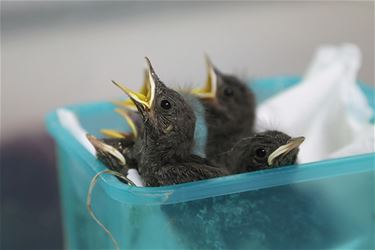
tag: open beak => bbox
[86,134,126,166]
[112,57,156,111]
[100,109,139,139]
[114,69,150,111]
[191,55,218,100]
[267,137,305,166]
[100,129,129,139]
[115,108,138,138]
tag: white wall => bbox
[1,1,374,140]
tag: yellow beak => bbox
[191,55,218,99]
[115,69,150,111]
[86,134,126,165]
[112,58,156,110]
[100,129,129,139]
[267,137,305,166]
[115,108,138,138]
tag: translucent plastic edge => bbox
[45,77,375,205]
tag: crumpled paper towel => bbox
[256,44,374,163]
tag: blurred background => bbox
[1,1,374,249]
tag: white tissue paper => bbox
[57,108,145,187]
[57,108,96,156]
[256,44,374,163]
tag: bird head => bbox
[234,130,305,172]
[112,58,196,158]
[192,56,256,133]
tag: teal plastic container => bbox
[46,77,375,249]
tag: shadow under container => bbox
[46,77,375,249]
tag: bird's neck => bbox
[206,126,252,159]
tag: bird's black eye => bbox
[255,148,267,158]
[224,87,234,97]
[160,99,171,109]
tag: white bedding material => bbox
[256,44,374,163]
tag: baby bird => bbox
[112,57,227,187]
[86,134,130,174]
[220,130,305,174]
[192,56,256,166]
[163,131,307,250]
[87,107,142,173]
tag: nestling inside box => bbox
[56,45,374,189]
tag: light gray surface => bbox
[1,1,374,140]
